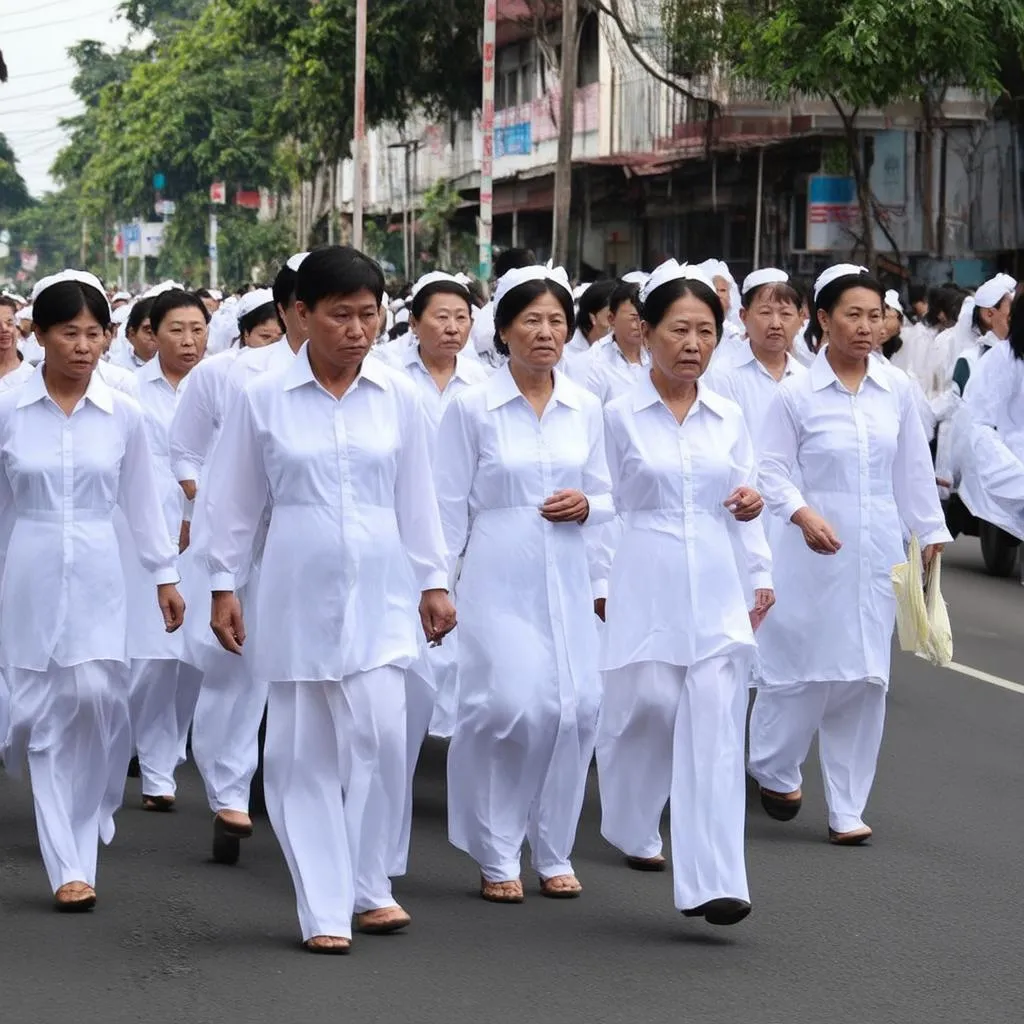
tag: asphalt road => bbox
[2,535,1024,1024]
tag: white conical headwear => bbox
[974,273,1016,309]
[638,259,716,305]
[813,264,869,302]
[492,265,573,312]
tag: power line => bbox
[0,101,82,117]
[0,83,73,103]
[4,0,90,18]
[2,64,74,80]
[4,6,120,36]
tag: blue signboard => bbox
[495,123,532,158]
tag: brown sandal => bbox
[625,854,666,872]
[539,874,582,899]
[142,794,176,813]
[54,881,96,913]
[355,906,411,934]
[304,935,351,955]
[759,786,802,821]
[480,877,524,903]
[828,826,872,846]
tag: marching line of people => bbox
[0,245,975,955]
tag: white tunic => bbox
[582,340,651,405]
[433,366,614,707]
[18,334,44,366]
[0,361,36,394]
[225,339,298,399]
[600,375,771,671]
[0,368,178,671]
[395,344,489,437]
[703,341,806,441]
[125,356,190,660]
[755,349,950,688]
[204,344,449,684]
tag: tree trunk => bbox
[834,101,876,270]
[936,128,949,258]
[920,92,936,254]
[552,0,578,266]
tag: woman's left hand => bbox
[158,583,186,633]
[420,588,457,645]
[540,489,590,523]
[724,486,764,522]
[749,588,775,631]
[923,543,945,569]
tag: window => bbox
[495,41,537,111]
[578,12,600,86]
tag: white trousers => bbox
[447,666,598,884]
[264,668,406,942]
[191,650,268,814]
[748,679,886,834]
[6,660,131,891]
[391,668,435,878]
[128,658,202,798]
[597,658,750,910]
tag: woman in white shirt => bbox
[434,265,614,904]
[125,290,208,813]
[0,296,33,392]
[749,265,951,844]
[204,245,455,955]
[595,261,770,926]
[1,271,183,911]
[388,271,488,877]
[172,286,282,865]
[581,281,651,402]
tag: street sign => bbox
[155,199,177,217]
[210,182,226,204]
[153,172,166,190]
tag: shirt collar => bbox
[283,341,390,394]
[403,343,479,385]
[735,340,799,378]
[484,362,581,412]
[810,345,891,393]
[630,370,728,418]
[608,340,651,367]
[17,364,114,414]
[138,353,178,390]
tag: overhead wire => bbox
[4,6,120,35]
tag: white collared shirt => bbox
[225,338,300,399]
[396,344,489,437]
[582,339,651,405]
[204,342,449,683]
[0,366,178,670]
[0,361,35,394]
[703,340,806,446]
[755,347,950,687]
[599,374,771,670]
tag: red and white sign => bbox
[209,182,226,204]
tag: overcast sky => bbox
[2,2,137,197]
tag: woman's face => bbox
[298,288,379,374]
[984,295,1011,340]
[740,288,801,356]
[883,306,902,340]
[713,275,732,315]
[242,316,282,349]
[128,318,158,362]
[0,305,17,355]
[38,309,106,383]
[412,291,472,363]
[155,304,208,376]
[818,286,882,361]
[502,291,569,371]
[644,293,718,383]
[611,299,643,349]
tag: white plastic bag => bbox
[891,536,954,667]
[891,535,928,654]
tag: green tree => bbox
[0,133,33,214]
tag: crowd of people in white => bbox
[1,241,1019,955]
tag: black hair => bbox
[238,301,280,340]
[465,278,487,308]
[908,282,928,306]
[0,295,17,312]
[272,263,299,318]
[410,280,471,320]
[608,281,640,315]
[32,280,111,333]
[576,280,616,335]
[295,245,384,309]
[924,284,966,328]
[809,273,884,343]
[149,289,211,334]
[126,296,156,334]
[1009,290,1024,361]
[639,278,724,340]
[493,279,575,357]
[493,247,537,280]
[195,288,214,300]
[741,280,802,310]
[388,321,410,341]
[882,335,903,360]
[973,291,1010,334]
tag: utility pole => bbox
[479,0,496,284]
[352,0,367,251]
[209,211,219,289]
[552,0,578,266]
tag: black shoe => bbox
[759,786,802,822]
[682,898,751,926]
[625,855,667,872]
[211,814,253,865]
[127,756,140,779]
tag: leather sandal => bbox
[828,826,873,846]
[759,786,802,821]
[304,935,351,955]
[625,854,666,872]
[480,877,524,903]
[539,874,582,899]
[54,882,96,913]
[355,905,411,934]
[212,812,253,865]
[142,794,176,813]
[682,897,751,926]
